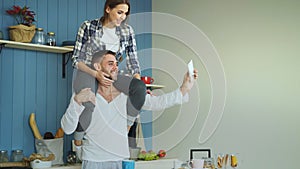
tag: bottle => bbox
[47,32,56,46]
[33,28,45,44]
[11,149,24,162]
[0,150,9,162]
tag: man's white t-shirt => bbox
[61,89,188,162]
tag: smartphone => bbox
[188,60,194,78]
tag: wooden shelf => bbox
[0,39,73,53]
[0,40,73,78]
[0,161,29,168]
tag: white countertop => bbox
[50,164,81,169]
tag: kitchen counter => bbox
[136,158,182,169]
[50,164,81,169]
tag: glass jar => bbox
[33,28,45,44]
[47,32,56,46]
[11,149,24,162]
[0,150,9,163]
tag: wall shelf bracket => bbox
[62,52,72,78]
[0,43,6,54]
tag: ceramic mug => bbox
[188,159,204,168]
[141,76,154,84]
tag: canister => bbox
[47,32,56,46]
[0,150,9,162]
[11,149,24,162]
[33,28,45,44]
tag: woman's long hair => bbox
[100,0,130,24]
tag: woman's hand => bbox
[77,61,113,87]
[95,70,114,87]
[133,73,141,80]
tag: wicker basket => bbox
[9,24,36,43]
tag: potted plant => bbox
[6,5,36,42]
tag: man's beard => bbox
[102,70,118,81]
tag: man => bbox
[61,50,198,169]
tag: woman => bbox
[72,0,145,147]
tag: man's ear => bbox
[94,63,101,71]
[105,6,111,14]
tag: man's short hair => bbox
[91,50,116,68]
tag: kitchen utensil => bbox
[230,153,240,168]
[215,153,241,169]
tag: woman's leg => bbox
[73,70,96,145]
[113,75,146,117]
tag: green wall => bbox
[151,0,300,168]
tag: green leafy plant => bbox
[6,5,35,26]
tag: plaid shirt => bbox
[72,19,140,75]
